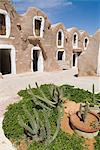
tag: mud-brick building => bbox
[0,0,99,76]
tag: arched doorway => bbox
[56,29,64,48]
[72,32,78,49]
[31,46,44,72]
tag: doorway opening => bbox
[72,53,78,68]
[33,16,44,38]
[58,31,62,46]
[57,29,64,48]
[33,50,39,71]
[84,37,89,50]
[0,49,11,75]
[72,32,78,48]
[57,51,64,60]
[72,52,81,68]
[35,19,41,36]
[0,14,6,35]
[73,34,77,45]
[31,47,44,72]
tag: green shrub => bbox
[3,100,34,140]
[28,132,85,150]
[61,85,93,103]
[94,132,100,150]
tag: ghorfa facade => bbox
[0,0,99,76]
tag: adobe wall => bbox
[78,30,100,76]
[51,23,72,69]
[67,27,81,48]
[0,1,59,73]
[79,31,90,51]
[67,27,83,68]
[17,7,59,72]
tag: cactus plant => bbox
[92,84,100,105]
[77,84,100,123]
[18,106,44,142]
[46,105,62,145]
[18,83,65,146]
[92,84,95,103]
[78,102,89,122]
[18,105,61,146]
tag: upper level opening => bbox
[72,32,78,48]
[57,29,64,48]
[33,16,45,38]
[83,37,89,50]
[0,9,10,38]
[0,14,6,35]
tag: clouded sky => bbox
[12,0,100,35]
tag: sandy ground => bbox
[0,69,100,150]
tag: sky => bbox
[12,0,100,35]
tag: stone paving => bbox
[0,69,100,150]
